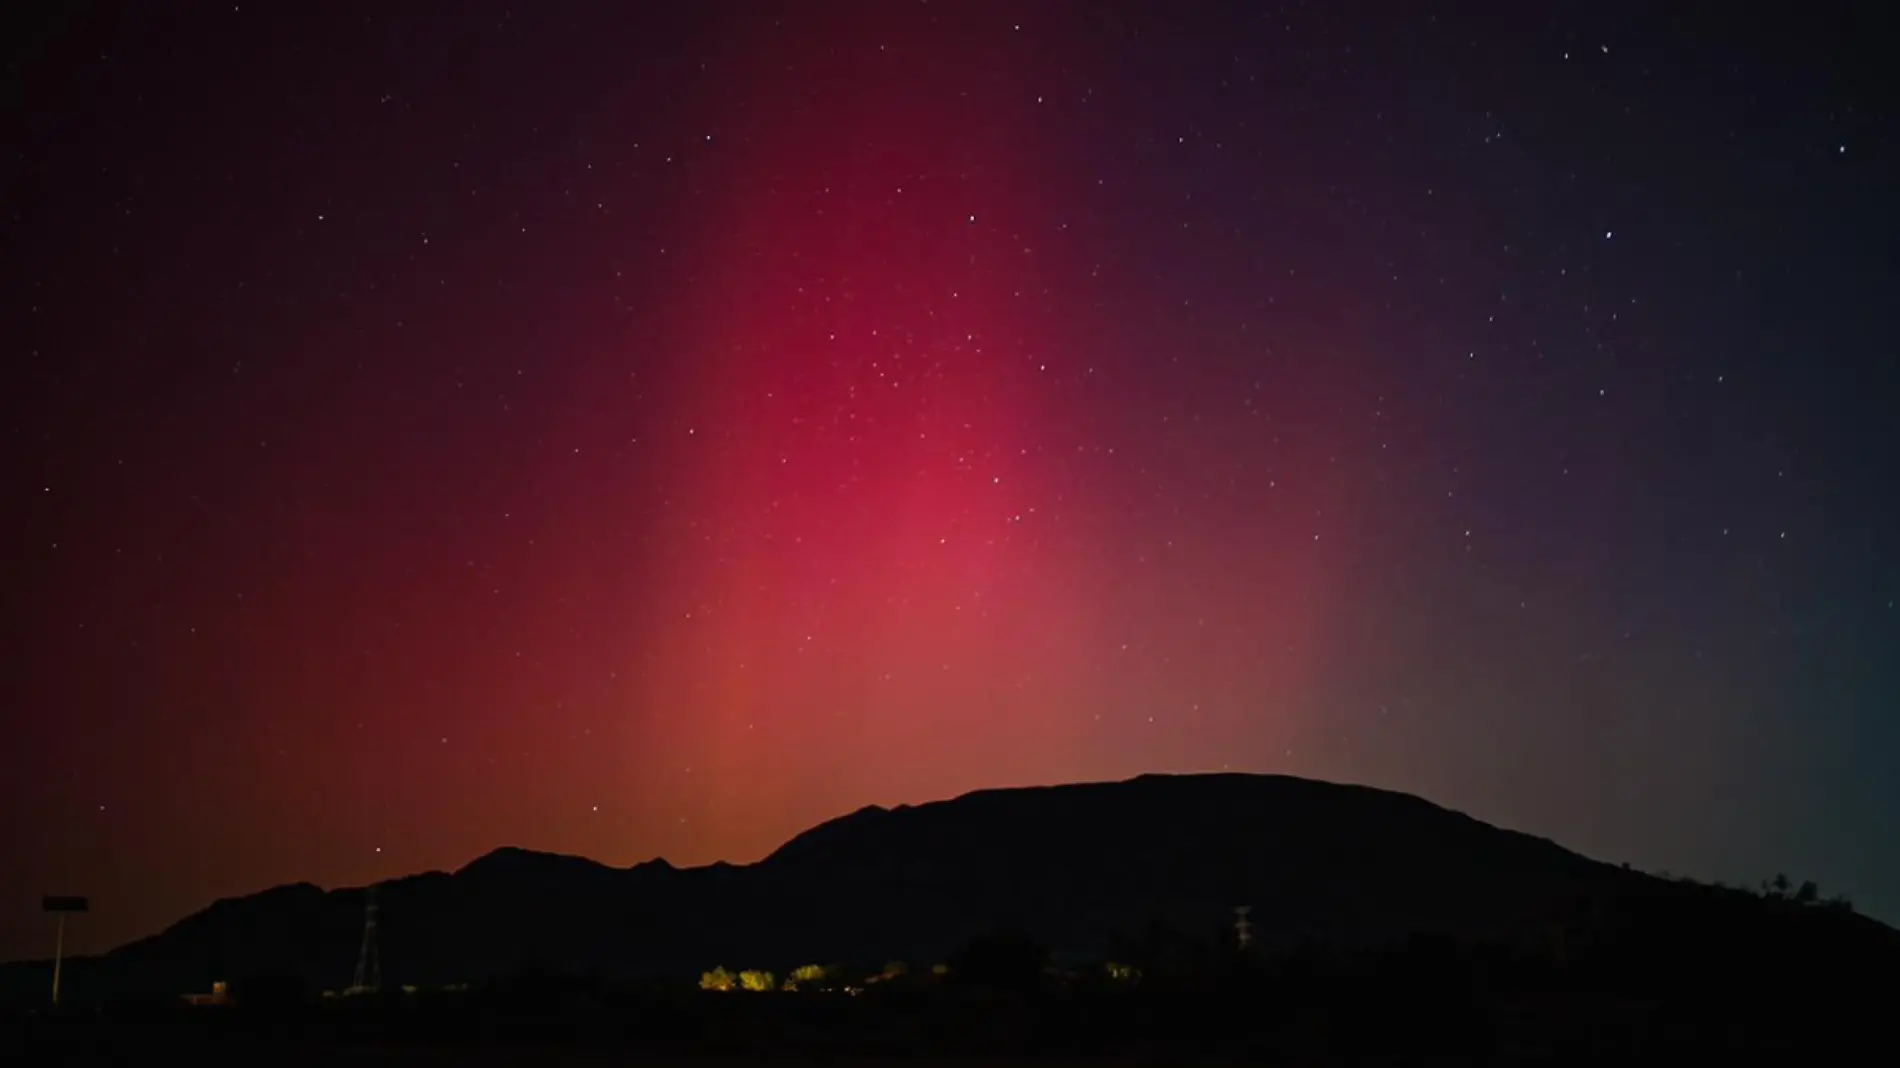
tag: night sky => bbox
[5,1,1896,962]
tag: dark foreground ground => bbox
[2,979,1887,1066]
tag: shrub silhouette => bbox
[945,928,1049,993]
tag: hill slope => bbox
[1,773,1886,1000]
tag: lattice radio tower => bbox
[350,885,381,994]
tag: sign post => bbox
[42,896,89,1007]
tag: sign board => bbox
[42,896,89,913]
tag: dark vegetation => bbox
[3,774,1894,1063]
[3,906,1890,1066]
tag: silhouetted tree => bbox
[945,928,1049,993]
[229,973,308,1011]
[1110,918,1222,990]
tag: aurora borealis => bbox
[5,2,1896,960]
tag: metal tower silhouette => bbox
[42,896,89,1007]
[350,885,381,994]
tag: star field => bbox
[3,1,1897,960]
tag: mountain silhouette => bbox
[4,773,1891,1001]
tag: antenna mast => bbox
[41,896,89,1008]
[350,885,381,994]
